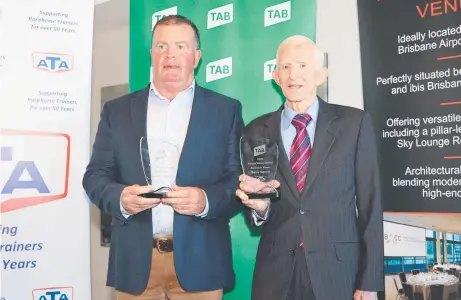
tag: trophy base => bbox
[138,192,167,198]
[246,191,280,201]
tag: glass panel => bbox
[447,242,454,263]
[426,230,436,238]
[426,240,436,264]
[384,257,403,274]
[454,244,461,263]
[440,241,445,263]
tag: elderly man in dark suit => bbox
[236,35,384,300]
[83,15,243,300]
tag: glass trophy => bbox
[239,134,279,200]
[138,136,180,198]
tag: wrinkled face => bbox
[273,43,326,104]
[151,24,201,91]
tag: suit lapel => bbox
[265,107,300,202]
[175,85,207,186]
[129,85,150,184]
[300,99,339,199]
[130,85,150,143]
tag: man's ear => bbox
[314,67,328,87]
[272,69,281,86]
[194,49,202,68]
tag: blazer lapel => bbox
[265,107,300,202]
[130,85,149,183]
[130,85,150,143]
[175,85,207,186]
[300,98,339,199]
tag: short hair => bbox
[276,35,326,68]
[152,15,200,48]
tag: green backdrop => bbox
[129,1,316,298]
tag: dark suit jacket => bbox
[82,84,244,294]
[245,98,384,300]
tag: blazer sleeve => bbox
[82,102,127,222]
[201,101,245,220]
[354,112,385,291]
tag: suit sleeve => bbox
[82,103,127,222]
[201,101,245,220]
[354,112,385,291]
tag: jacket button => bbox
[300,209,306,215]
[289,249,295,256]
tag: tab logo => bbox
[207,4,233,29]
[32,52,73,73]
[32,287,73,300]
[264,59,276,81]
[254,145,266,156]
[206,57,232,83]
[264,1,291,27]
[152,6,177,28]
[1,129,70,213]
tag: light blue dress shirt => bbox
[280,97,319,156]
[252,97,320,224]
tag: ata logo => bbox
[206,57,232,83]
[264,1,291,27]
[32,52,73,73]
[152,6,177,28]
[264,59,276,81]
[0,129,70,213]
[207,4,233,29]
[32,287,73,300]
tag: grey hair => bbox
[276,35,326,68]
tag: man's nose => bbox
[166,48,176,58]
[289,68,300,79]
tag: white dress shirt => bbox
[121,81,208,237]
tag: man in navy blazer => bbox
[83,15,243,300]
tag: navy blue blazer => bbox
[82,84,244,294]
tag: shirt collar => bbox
[149,80,195,101]
[281,97,319,130]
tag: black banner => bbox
[357,0,461,213]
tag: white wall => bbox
[316,0,364,110]
[89,25,128,300]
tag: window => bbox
[440,241,445,263]
[447,242,454,263]
[384,257,427,274]
[426,230,437,265]
[450,233,461,263]
[426,240,436,265]
[384,257,403,274]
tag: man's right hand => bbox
[235,175,280,214]
[121,184,161,215]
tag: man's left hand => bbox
[354,290,378,300]
[163,184,206,215]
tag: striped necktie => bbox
[290,113,312,191]
[290,113,312,249]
